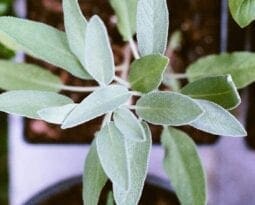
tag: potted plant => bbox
[0,0,255,204]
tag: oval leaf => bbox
[136,91,204,126]
[62,85,131,129]
[137,0,169,56]
[186,52,255,89]
[38,103,77,124]
[109,0,137,41]
[0,91,73,119]
[83,140,108,205]
[85,16,115,85]
[190,100,247,137]
[96,122,129,190]
[113,107,145,141]
[229,0,255,28]
[0,60,62,92]
[181,75,240,110]
[128,54,169,93]
[113,122,152,205]
[161,127,207,205]
[0,17,91,79]
[63,0,87,64]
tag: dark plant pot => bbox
[24,175,180,205]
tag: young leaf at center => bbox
[128,54,169,93]
[137,0,169,56]
[189,99,247,137]
[181,75,240,110]
[135,91,204,126]
[85,15,115,85]
[0,90,73,119]
[96,122,129,191]
[62,85,131,129]
[161,127,207,205]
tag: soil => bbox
[25,179,180,205]
[25,0,224,144]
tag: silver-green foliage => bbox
[161,127,207,205]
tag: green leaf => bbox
[181,75,240,110]
[85,16,115,85]
[106,191,115,205]
[83,140,108,205]
[136,91,204,126]
[37,103,77,124]
[0,90,72,119]
[109,0,137,41]
[113,122,152,205]
[63,0,87,65]
[161,127,207,205]
[190,100,247,137]
[229,0,255,28]
[186,52,255,89]
[0,17,91,79]
[137,0,169,56]
[62,85,131,129]
[128,54,169,93]
[113,108,145,141]
[96,122,129,190]
[0,60,62,92]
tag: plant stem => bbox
[128,38,140,59]
[60,85,100,92]
[130,91,142,96]
[128,105,137,110]
[168,73,188,79]
[114,76,130,88]
[101,112,112,128]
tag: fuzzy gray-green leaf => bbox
[0,17,91,79]
[83,140,108,205]
[62,85,131,129]
[0,91,73,119]
[136,91,204,126]
[0,60,62,92]
[109,0,137,41]
[161,127,207,205]
[190,100,247,137]
[113,122,152,205]
[229,0,255,28]
[85,16,115,85]
[38,103,77,124]
[128,54,169,93]
[181,75,240,110]
[113,108,145,141]
[186,52,255,89]
[137,0,169,56]
[96,122,129,190]
[63,0,87,65]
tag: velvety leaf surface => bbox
[109,0,137,41]
[190,100,247,137]
[137,0,169,56]
[83,140,108,205]
[96,122,129,190]
[38,103,77,124]
[62,85,131,129]
[186,52,255,89]
[0,60,62,92]
[113,107,145,141]
[0,91,72,119]
[128,54,169,93]
[113,122,152,205]
[85,16,115,85]
[181,75,240,109]
[161,127,207,205]
[0,17,91,79]
[229,0,255,28]
[136,91,204,126]
[63,0,87,65]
